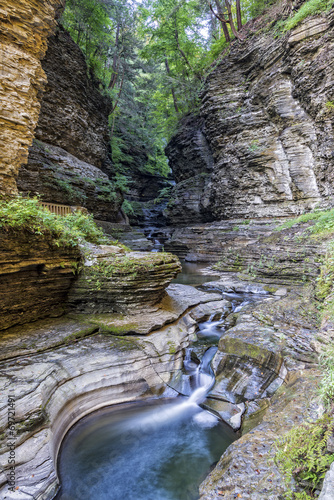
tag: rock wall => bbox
[0,0,63,196]
[0,231,81,331]
[68,245,182,314]
[18,141,123,222]
[32,26,113,173]
[17,26,124,221]
[166,9,334,223]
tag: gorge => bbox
[1,0,334,499]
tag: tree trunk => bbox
[108,22,120,90]
[236,0,242,31]
[209,1,231,43]
[165,58,179,114]
[225,0,243,40]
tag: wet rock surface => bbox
[199,370,322,500]
[0,284,221,500]
[164,218,326,287]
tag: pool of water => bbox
[171,260,219,286]
[55,398,236,500]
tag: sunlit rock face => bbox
[166,11,334,223]
[0,0,63,196]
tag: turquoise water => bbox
[55,398,236,500]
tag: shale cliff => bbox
[166,9,334,224]
[17,26,123,222]
[0,0,63,196]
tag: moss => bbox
[167,340,177,354]
[109,336,139,351]
[263,285,280,293]
[15,410,47,435]
[62,326,98,344]
[99,322,140,335]
[85,252,178,285]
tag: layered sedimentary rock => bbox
[17,26,123,221]
[164,218,326,285]
[166,10,334,223]
[0,231,80,331]
[0,234,182,331]
[200,369,322,500]
[0,284,222,499]
[32,26,113,172]
[199,275,323,499]
[0,0,63,195]
[68,245,182,314]
[18,141,122,222]
[164,115,215,224]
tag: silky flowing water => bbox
[55,338,236,500]
[55,263,264,500]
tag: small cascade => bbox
[187,346,217,405]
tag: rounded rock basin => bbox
[55,398,236,500]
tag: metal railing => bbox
[39,202,87,216]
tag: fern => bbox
[274,415,334,499]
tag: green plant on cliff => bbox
[274,415,334,499]
[319,345,334,407]
[284,0,333,31]
[0,196,108,247]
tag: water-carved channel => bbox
[55,265,266,500]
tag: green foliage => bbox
[122,199,135,215]
[0,196,108,247]
[284,0,333,31]
[274,415,334,499]
[276,208,334,238]
[326,101,334,110]
[61,0,113,83]
[154,185,173,204]
[319,346,334,407]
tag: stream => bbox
[55,263,264,500]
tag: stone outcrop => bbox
[0,231,80,331]
[166,9,334,223]
[17,26,123,221]
[200,369,322,500]
[68,245,182,314]
[198,274,324,499]
[0,0,63,195]
[18,141,123,222]
[164,217,326,286]
[0,284,222,500]
[0,235,182,331]
[31,26,113,173]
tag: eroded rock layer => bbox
[0,0,63,195]
[166,11,334,223]
[68,245,182,314]
[0,284,222,499]
[17,26,123,221]
[18,141,122,222]
[0,231,80,331]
